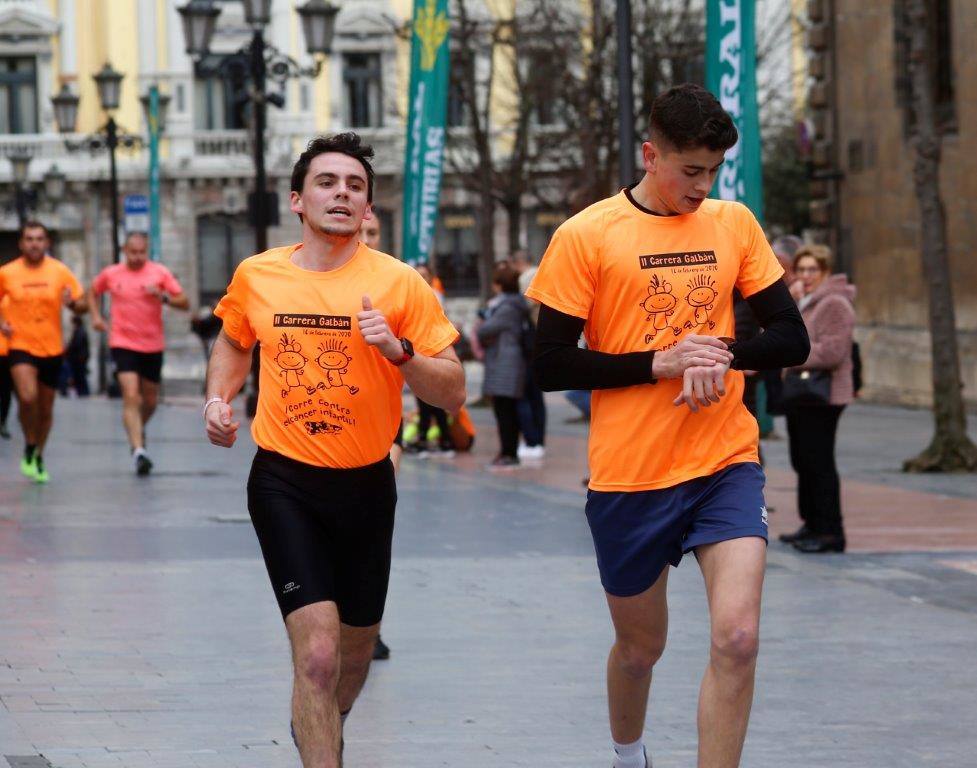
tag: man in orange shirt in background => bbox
[90,232,190,476]
[0,221,87,483]
[203,133,465,768]
[527,85,809,768]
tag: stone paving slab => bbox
[0,397,975,766]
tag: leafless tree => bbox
[902,0,977,472]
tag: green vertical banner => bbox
[148,85,162,261]
[705,0,764,221]
[401,0,450,265]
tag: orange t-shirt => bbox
[215,243,459,469]
[0,297,10,356]
[526,190,784,492]
[0,256,84,357]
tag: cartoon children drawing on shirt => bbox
[315,338,359,395]
[640,274,677,335]
[686,274,718,326]
[275,333,314,398]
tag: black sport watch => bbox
[391,337,415,367]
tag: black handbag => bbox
[781,369,832,407]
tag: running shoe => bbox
[134,450,153,477]
[19,455,36,479]
[33,455,49,484]
[487,455,520,471]
[373,635,391,660]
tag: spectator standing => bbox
[780,245,856,553]
[512,251,546,459]
[477,264,529,470]
[65,315,90,397]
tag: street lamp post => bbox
[51,72,170,390]
[8,147,32,227]
[178,0,339,415]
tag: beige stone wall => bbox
[833,0,977,407]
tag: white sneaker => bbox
[518,444,545,460]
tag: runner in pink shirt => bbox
[90,233,189,475]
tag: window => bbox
[343,53,383,128]
[0,57,38,134]
[197,214,254,307]
[434,211,479,296]
[194,54,250,131]
[523,50,560,126]
[893,0,956,133]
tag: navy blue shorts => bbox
[585,462,768,597]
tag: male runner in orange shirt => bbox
[204,133,464,768]
[0,221,87,482]
[528,85,809,768]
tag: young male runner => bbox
[204,132,464,768]
[89,232,189,475]
[527,84,810,768]
[0,221,87,482]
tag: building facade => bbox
[0,0,550,388]
[806,0,976,407]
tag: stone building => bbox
[805,0,976,406]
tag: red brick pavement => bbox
[447,422,977,554]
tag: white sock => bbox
[133,447,147,459]
[612,739,647,768]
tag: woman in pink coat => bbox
[780,245,856,553]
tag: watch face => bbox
[401,338,415,357]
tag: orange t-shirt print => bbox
[215,242,459,469]
[526,191,784,493]
[0,256,84,357]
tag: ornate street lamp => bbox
[43,164,67,203]
[177,0,221,58]
[242,0,273,27]
[51,84,80,134]
[140,90,171,133]
[7,147,33,226]
[298,0,340,55]
[93,62,124,112]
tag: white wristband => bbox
[203,396,226,419]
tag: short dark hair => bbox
[19,220,50,240]
[492,264,520,294]
[649,84,738,153]
[291,132,375,202]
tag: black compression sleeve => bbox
[532,305,654,392]
[731,281,811,371]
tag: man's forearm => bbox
[206,332,253,402]
[400,355,466,413]
[168,292,191,310]
[70,296,89,315]
[88,288,103,322]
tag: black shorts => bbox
[247,449,397,626]
[110,348,163,384]
[393,419,404,448]
[9,350,63,389]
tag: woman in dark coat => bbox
[477,264,529,469]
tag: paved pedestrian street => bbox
[1,396,975,767]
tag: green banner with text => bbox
[401,0,450,265]
[705,0,764,221]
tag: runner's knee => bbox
[710,621,759,667]
[294,636,341,692]
[614,634,666,678]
